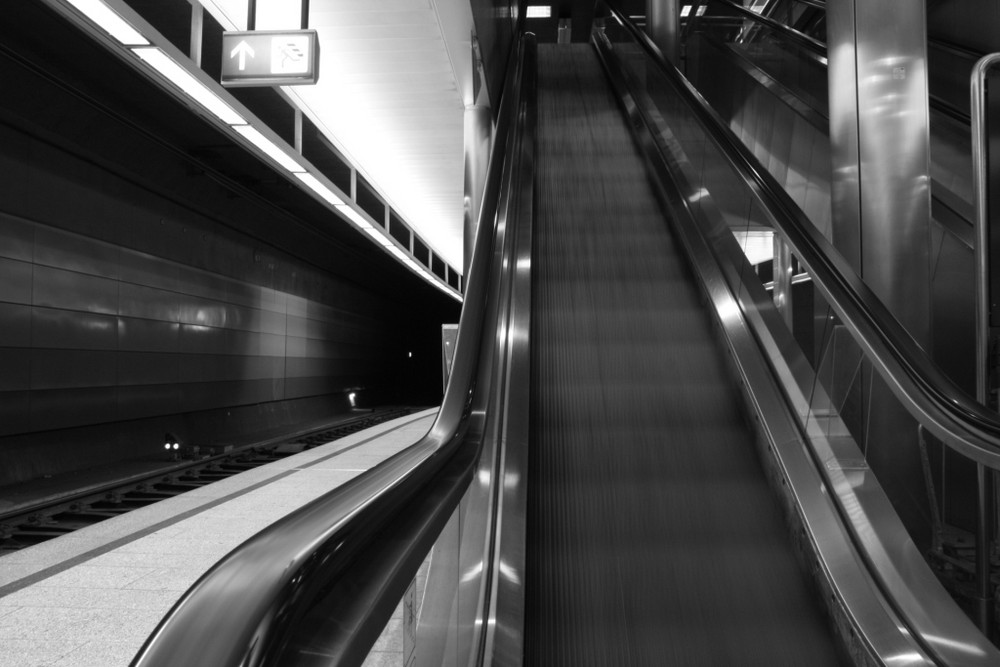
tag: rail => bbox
[129,32,537,667]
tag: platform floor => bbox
[0,409,437,667]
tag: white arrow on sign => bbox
[229,41,255,71]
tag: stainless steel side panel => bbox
[828,0,932,345]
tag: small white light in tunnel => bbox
[526,6,552,18]
[65,0,149,46]
[348,391,357,407]
[408,351,413,358]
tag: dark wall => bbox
[0,3,459,486]
[927,0,1000,116]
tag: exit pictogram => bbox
[221,30,319,87]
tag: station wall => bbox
[0,114,433,486]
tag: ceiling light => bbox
[131,47,246,125]
[526,6,552,18]
[231,125,304,173]
[64,0,149,45]
[294,172,345,207]
[360,224,393,246]
[335,204,374,229]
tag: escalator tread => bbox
[525,44,846,666]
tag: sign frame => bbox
[221,29,320,87]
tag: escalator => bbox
[130,5,1000,667]
[525,44,844,664]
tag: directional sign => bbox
[221,30,319,87]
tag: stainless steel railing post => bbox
[971,52,1000,636]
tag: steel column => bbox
[826,0,931,347]
[646,0,680,64]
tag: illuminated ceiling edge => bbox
[197,0,465,275]
[44,0,462,301]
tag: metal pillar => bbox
[826,0,931,347]
[647,0,680,64]
[189,3,203,66]
[464,104,491,277]
[826,0,945,626]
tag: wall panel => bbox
[0,141,429,485]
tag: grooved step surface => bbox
[525,44,846,666]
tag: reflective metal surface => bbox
[827,0,932,345]
[970,51,1000,633]
[416,36,535,667]
[132,33,537,667]
[594,2,1000,663]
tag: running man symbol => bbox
[271,35,310,74]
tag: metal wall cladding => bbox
[0,210,402,439]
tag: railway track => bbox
[0,408,416,555]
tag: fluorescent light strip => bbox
[294,172,345,207]
[64,0,149,45]
[361,225,394,246]
[132,47,246,125]
[526,6,552,18]
[232,125,304,173]
[335,204,374,230]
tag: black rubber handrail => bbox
[602,0,1000,466]
[130,33,537,667]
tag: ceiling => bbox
[200,0,474,272]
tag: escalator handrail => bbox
[697,0,827,58]
[603,2,1000,467]
[129,32,536,667]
